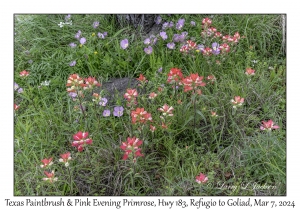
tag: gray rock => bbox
[115,14,159,34]
[96,77,139,105]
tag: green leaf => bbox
[196,110,207,125]
[183,116,194,127]
[112,27,129,38]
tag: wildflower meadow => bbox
[14,14,286,196]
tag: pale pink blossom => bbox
[195,173,208,184]
[260,120,280,131]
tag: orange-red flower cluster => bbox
[66,74,101,92]
[131,108,152,124]
[181,73,206,93]
[120,137,144,162]
[72,131,93,152]
[167,68,184,84]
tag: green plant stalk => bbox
[193,94,197,129]
[139,125,146,166]
[210,119,216,151]
[174,82,177,98]
[128,154,136,190]
[85,147,93,168]
[76,90,86,120]
[132,161,136,189]
[125,109,133,136]
[150,52,154,70]
[267,131,272,158]
[93,103,98,118]
[67,167,73,195]
[92,99,101,126]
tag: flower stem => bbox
[76,90,86,120]
[193,94,196,129]
[132,161,136,189]
[85,147,93,168]
[174,82,177,98]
